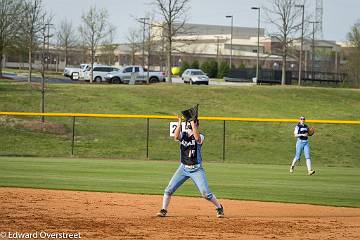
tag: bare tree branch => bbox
[264,0,302,85]
[348,21,360,49]
[153,0,190,83]
[22,0,47,83]
[0,0,24,77]
[57,19,77,67]
[126,28,142,65]
[79,6,113,83]
[100,24,118,65]
[346,20,360,88]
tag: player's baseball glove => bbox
[181,104,199,122]
[308,126,315,136]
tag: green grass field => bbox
[0,157,359,208]
[1,79,359,208]
[1,80,359,166]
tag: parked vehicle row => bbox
[63,64,89,80]
[64,64,209,85]
[83,66,119,82]
[105,66,166,84]
[64,64,165,84]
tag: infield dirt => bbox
[0,188,359,239]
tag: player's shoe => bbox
[216,205,224,218]
[290,165,295,173]
[308,170,315,176]
[156,209,167,217]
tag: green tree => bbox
[180,60,190,75]
[201,60,209,75]
[217,61,230,78]
[239,63,246,69]
[191,60,200,69]
[209,60,218,78]
[201,60,218,78]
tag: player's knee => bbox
[164,187,174,196]
[202,192,213,200]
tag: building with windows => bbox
[263,36,341,73]
[110,23,285,70]
[2,22,344,75]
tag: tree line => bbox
[1,0,360,87]
[0,0,115,83]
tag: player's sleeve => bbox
[177,131,185,143]
[197,134,205,145]
[294,125,299,137]
[294,126,299,135]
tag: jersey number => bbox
[169,122,187,137]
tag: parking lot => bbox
[3,73,254,86]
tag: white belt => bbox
[183,164,200,169]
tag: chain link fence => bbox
[1,114,359,167]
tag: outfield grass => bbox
[0,80,359,167]
[0,157,359,208]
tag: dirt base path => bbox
[0,188,359,239]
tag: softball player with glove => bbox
[156,114,224,218]
[290,116,315,175]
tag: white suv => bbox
[83,66,119,82]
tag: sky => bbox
[42,0,360,43]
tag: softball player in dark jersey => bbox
[290,116,315,175]
[156,116,224,218]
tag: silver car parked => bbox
[182,69,209,85]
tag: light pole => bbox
[295,4,305,86]
[39,23,53,123]
[309,21,319,80]
[147,20,151,84]
[226,15,233,68]
[45,23,53,71]
[251,7,260,84]
[41,25,45,123]
[139,17,149,69]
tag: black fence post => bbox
[146,118,149,158]
[71,116,76,156]
[222,120,226,162]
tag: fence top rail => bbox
[0,112,359,125]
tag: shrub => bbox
[201,60,218,78]
[191,60,200,69]
[218,61,230,78]
[180,61,190,75]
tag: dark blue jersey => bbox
[295,123,309,140]
[179,131,204,165]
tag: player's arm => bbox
[294,126,307,137]
[293,126,299,137]
[174,115,182,141]
[190,120,202,143]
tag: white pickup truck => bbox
[63,64,89,80]
[104,65,166,84]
